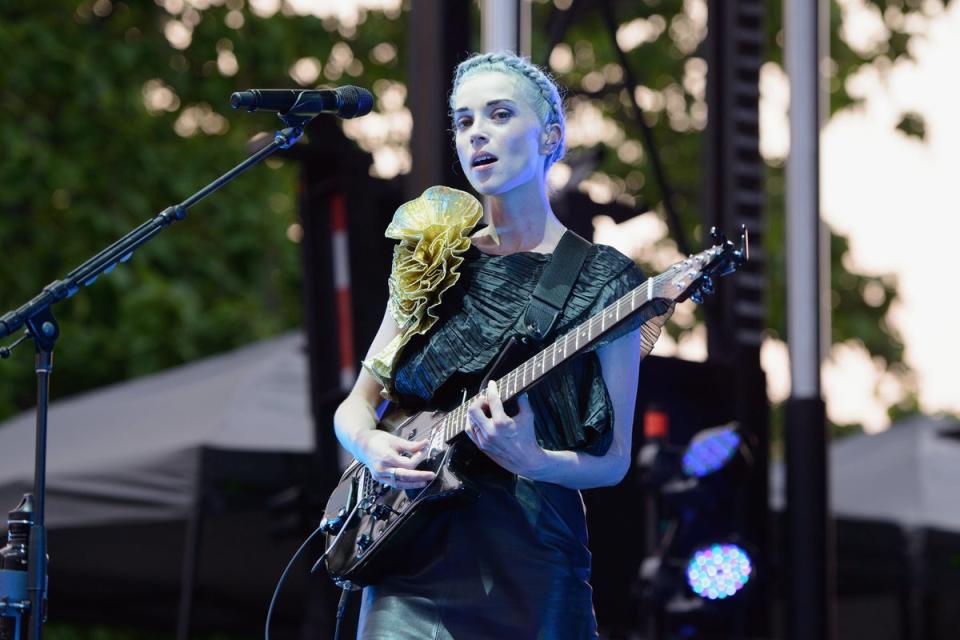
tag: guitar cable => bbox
[333,586,352,640]
[263,523,325,640]
[265,495,364,640]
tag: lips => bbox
[471,151,498,168]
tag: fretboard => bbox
[439,268,673,442]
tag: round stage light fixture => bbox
[685,543,752,600]
[681,423,741,478]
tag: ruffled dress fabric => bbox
[357,242,668,640]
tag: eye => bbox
[455,116,473,130]
[491,108,513,121]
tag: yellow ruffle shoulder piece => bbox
[362,186,483,394]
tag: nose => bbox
[470,129,489,146]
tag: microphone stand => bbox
[0,112,316,640]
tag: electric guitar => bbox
[317,227,749,589]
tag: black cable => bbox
[264,524,326,640]
[333,587,352,640]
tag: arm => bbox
[334,306,436,489]
[465,326,642,489]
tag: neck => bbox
[483,180,564,254]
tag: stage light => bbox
[681,423,741,478]
[685,543,752,600]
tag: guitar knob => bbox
[372,502,399,520]
[357,534,373,552]
[320,507,348,534]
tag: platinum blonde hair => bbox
[450,51,566,170]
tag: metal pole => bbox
[481,0,531,227]
[482,0,529,56]
[175,449,206,640]
[784,0,836,638]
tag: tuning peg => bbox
[691,289,704,304]
[701,275,715,294]
[710,226,727,245]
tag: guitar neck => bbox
[440,269,673,442]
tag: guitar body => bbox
[320,407,480,589]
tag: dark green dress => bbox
[357,243,661,640]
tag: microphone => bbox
[229,86,374,119]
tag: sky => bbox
[597,0,960,432]
[820,1,960,423]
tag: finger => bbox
[463,409,487,448]
[395,437,431,455]
[467,404,495,438]
[386,451,432,471]
[393,468,437,485]
[486,380,509,424]
[464,419,482,449]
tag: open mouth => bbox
[471,153,498,169]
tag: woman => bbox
[334,51,669,639]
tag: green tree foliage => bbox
[0,0,404,421]
[524,0,943,429]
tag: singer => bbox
[333,51,672,639]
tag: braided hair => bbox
[450,51,566,170]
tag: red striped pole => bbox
[330,193,355,392]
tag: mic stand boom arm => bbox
[0,112,315,640]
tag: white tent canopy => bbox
[0,331,314,528]
[771,415,960,532]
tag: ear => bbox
[540,123,562,155]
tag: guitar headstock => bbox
[656,225,749,304]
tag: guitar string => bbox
[443,271,673,440]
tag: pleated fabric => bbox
[357,242,669,640]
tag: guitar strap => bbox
[521,229,592,342]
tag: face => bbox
[451,71,554,196]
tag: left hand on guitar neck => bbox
[465,380,548,479]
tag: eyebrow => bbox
[453,99,518,114]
